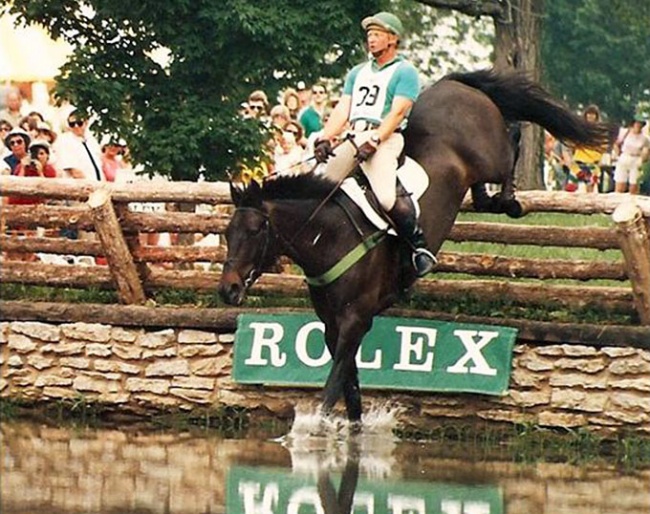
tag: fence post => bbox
[87,187,147,305]
[612,201,650,325]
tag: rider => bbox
[313,11,437,277]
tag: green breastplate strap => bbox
[304,230,387,287]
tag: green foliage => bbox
[542,0,650,122]
[3,0,381,180]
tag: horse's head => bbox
[218,181,276,306]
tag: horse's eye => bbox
[248,222,264,236]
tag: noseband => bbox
[225,207,272,289]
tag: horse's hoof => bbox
[505,199,524,218]
[349,421,363,435]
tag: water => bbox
[1,405,649,513]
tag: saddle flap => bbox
[340,157,429,232]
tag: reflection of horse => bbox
[218,69,610,424]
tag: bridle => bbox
[224,207,272,289]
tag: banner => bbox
[233,314,517,395]
[228,465,504,514]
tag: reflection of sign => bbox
[228,466,504,514]
[234,314,517,395]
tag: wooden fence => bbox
[1,176,650,339]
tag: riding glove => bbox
[355,141,377,162]
[314,139,334,163]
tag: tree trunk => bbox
[493,0,545,190]
[416,0,546,190]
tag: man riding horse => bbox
[313,12,437,278]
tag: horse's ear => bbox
[230,181,244,206]
[245,179,263,208]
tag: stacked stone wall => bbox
[1,321,649,434]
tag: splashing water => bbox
[281,401,403,478]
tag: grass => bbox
[395,421,650,470]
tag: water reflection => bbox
[2,414,649,514]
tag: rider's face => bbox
[366,29,397,57]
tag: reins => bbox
[224,207,272,289]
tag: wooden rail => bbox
[1,176,649,325]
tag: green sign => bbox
[233,314,516,395]
[227,465,504,514]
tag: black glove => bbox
[355,141,377,162]
[314,138,334,163]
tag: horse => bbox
[218,69,611,424]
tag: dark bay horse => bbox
[218,69,610,423]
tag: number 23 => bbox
[355,85,380,107]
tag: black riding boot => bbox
[386,192,437,277]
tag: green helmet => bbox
[361,12,404,38]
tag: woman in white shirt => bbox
[614,117,650,194]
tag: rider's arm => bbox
[375,96,413,143]
[320,95,352,141]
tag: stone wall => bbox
[1,321,649,434]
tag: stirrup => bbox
[412,248,437,277]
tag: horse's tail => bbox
[445,68,613,149]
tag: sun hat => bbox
[36,121,58,142]
[361,12,404,38]
[4,127,30,150]
[29,139,51,154]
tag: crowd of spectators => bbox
[544,105,650,195]
[237,81,341,181]
[1,88,131,184]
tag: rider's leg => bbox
[385,188,437,277]
[363,134,437,278]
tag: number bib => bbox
[349,61,400,125]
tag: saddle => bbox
[339,156,429,234]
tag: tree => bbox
[2,0,380,181]
[541,0,650,123]
[416,0,546,190]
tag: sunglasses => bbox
[284,129,300,135]
[249,105,264,111]
[68,120,84,128]
[8,139,24,146]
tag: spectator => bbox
[247,90,270,122]
[53,110,104,181]
[614,116,650,194]
[564,104,605,193]
[1,128,30,175]
[0,119,12,160]
[35,121,58,145]
[101,138,129,182]
[273,120,305,175]
[238,101,251,119]
[5,139,58,261]
[0,89,24,128]
[299,83,329,137]
[9,140,58,201]
[282,88,301,119]
[270,104,291,131]
[296,81,311,112]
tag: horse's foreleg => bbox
[321,356,359,419]
[321,317,369,423]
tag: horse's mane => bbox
[239,174,339,206]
